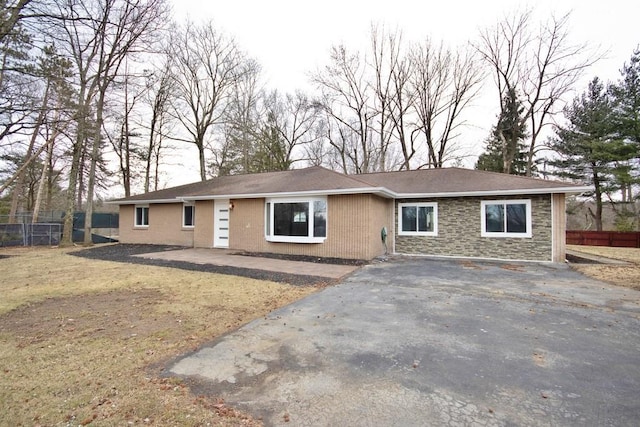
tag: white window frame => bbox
[481,199,532,238]
[182,203,195,228]
[398,202,438,236]
[265,197,327,243]
[134,205,149,228]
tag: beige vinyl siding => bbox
[119,203,194,246]
[229,194,392,260]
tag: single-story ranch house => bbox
[112,166,591,263]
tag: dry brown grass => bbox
[0,246,316,426]
[568,245,640,291]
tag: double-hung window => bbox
[398,203,437,236]
[265,197,327,243]
[135,205,149,227]
[183,203,195,228]
[481,200,531,238]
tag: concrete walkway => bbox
[134,248,359,279]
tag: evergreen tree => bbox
[476,87,528,174]
[251,112,291,173]
[611,48,640,145]
[608,48,640,229]
[550,77,637,231]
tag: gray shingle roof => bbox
[113,166,590,204]
[359,168,586,195]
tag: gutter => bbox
[109,185,593,205]
[105,198,181,205]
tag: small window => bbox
[481,200,531,238]
[265,197,327,243]
[313,200,327,238]
[135,206,149,227]
[398,203,437,236]
[183,204,195,227]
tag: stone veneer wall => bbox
[394,195,553,262]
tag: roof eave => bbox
[106,198,181,205]
[393,186,593,198]
[109,185,591,205]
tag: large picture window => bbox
[398,203,437,236]
[481,200,531,238]
[183,204,195,227]
[135,205,149,227]
[265,198,327,243]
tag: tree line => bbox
[0,1,637,241]
[472,14,639,231]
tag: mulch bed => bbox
[71,244,336,286]
[237,251,367,266]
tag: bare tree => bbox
[263,90,320,167]
[370,25,404,171]
[313,45,378,174]
[170,20,248,180]
[142,59,175,192]
[54,0,169,245]
[214,58,261,175]
[477,10,599,175]
[105,62,149,198]
[409,39,483,168]
[32,105,69,222]
[386,43,414,170]
[312,26,481,173]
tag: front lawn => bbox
[568,245,640,291]
[0,246,316,426]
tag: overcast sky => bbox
[163,0,639,184]
[171,0,637,91]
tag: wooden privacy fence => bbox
[566,230,640,248]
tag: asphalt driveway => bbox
[168,257,640,426]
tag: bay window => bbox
[265,198,327,243]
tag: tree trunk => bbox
[8,81,50,223]
[84,90,107,245]
[32,126,58,223]
[592,168,603,231]
[497,130,512,174]
[198,144,206,181]
[121,74,132,197]
[61,93,89,246]
[145,110,158,193]
[525,143,535,177]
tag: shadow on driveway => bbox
[167,257,640,426]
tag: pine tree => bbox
[608,48,640,229]
[550,77,636,230]
[476,87,528,174]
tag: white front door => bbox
[214,199,230,248]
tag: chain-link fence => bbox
[0,211,119,247]
[0,223,62,247]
